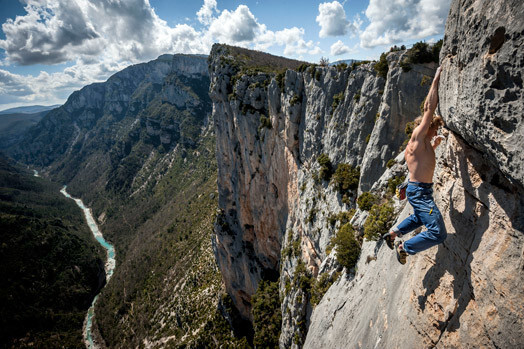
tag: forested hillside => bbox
[0,154,105,348]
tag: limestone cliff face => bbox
[211,0,524,347]
[209,45,435,335]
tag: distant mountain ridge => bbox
[329,58,361,66]
[0,104,61,115]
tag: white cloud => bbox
[360,0,451,48]
[197,0,218,25]
[0,0,322,107]
[330,40,352,56]
[0,0,209,66]
[316,1,354,38]
[208,5,261,43]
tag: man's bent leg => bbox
[403,209,447,254]
[392,213,424,237]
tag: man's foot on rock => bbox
[395,241,408,265]
[382,231,396,250]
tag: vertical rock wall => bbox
[209,45,435,339]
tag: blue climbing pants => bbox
[392,181,447,255]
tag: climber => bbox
[382,66,447,265]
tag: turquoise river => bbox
[61,186,115,349]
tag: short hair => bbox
[413,115,444,129]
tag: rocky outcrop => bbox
[211,0,524,347]
[439,0,524,188]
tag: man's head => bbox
[414,115,444,138]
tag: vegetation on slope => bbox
[0,154,105,348]
[94,133,249,347]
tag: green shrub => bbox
[336,62,347,72]
[387,175,406,196]
[290,94,302,106]
[420,75,431,86]
[407,41,433,64]
[310,271,340,306]
[259,115,272,129]
[341,194,351,205]
[317,153,334,181]
[400,120,416,150]
[374,52,389,79]
[306,207,318,225]
[297,63,309,73]
[386,159,396,168]
[357,192,376,211]
[276,71,285,91]
[315,70,322,81]
[363,200,395,241]
[333,223,361,270]
[252,279,282,348]
[399,60,412,72]
[327,209,356,227]
[365,134,371,144]
[332,92,344,112]
[293,259,312,291]
[300,182,307,192]
[354,92,361,102]
[332,163,360,194]
[431,39,443,63]
[292,237,301,257]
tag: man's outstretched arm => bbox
[412,67,442,138]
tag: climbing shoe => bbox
[395,241,408,265]
[382,232,395,250]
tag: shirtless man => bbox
[383,67,447,264]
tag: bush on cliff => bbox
[364,200,395,241]
[252,279,282,348]
[387,175,406,196]
[332,163,360,194]
[357,191,376,211]
[317,153,334,181]
[374,52,389,79]
[259,115,272,129]
[332,92,344,112]
[310,271,341,306]
[333,223,361,271]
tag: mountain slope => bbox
[0,110,51,148]
[4,54,249,347]
[0,154,105,348]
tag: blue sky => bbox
[0,0,451,110]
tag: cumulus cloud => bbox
[316,1,354,38]
[0,0,322,107]
[197,0,218,25]
[0,0,209,66]
[330,40,352,56]
[360,0,451,48]
[208,5,261,43]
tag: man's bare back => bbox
[405,67,443,183]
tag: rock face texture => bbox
[209,45,436,344]
[211,0,524,347]
[439,0,524,188]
